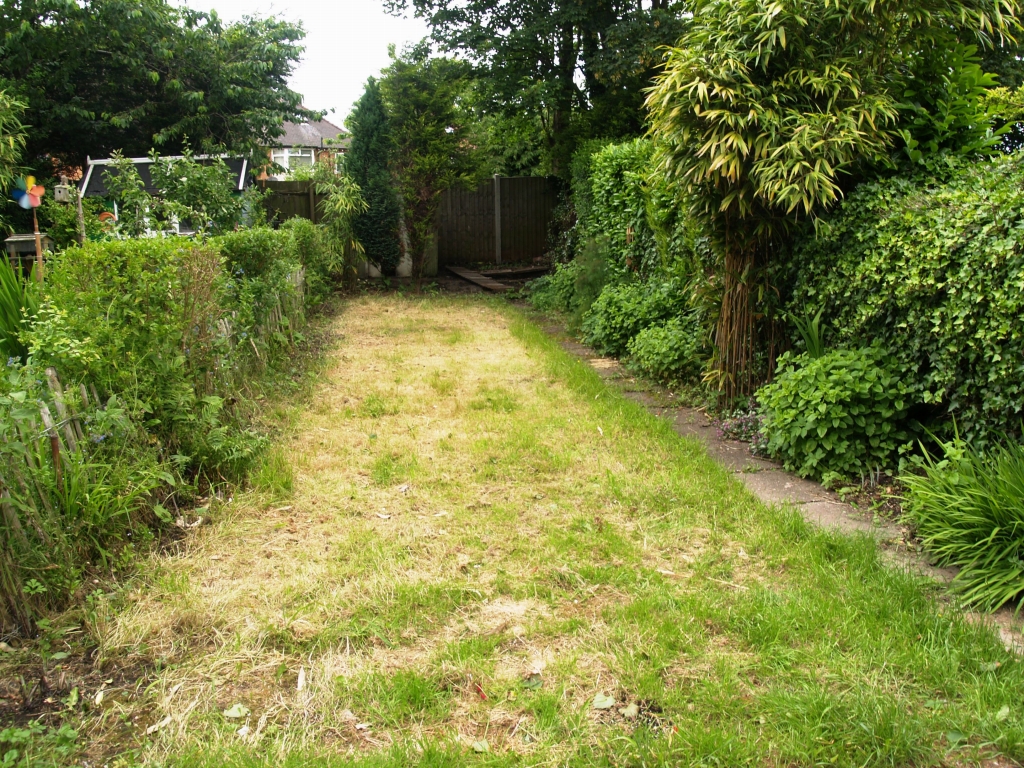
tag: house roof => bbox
[277,117,349,149]
[79,155,252,198]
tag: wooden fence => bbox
[437,176,559,267]
[260,180,326,225]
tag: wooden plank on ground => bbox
[479,266,550,279]
[446,266,511,292]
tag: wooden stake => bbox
[75,187,86,247]
[44,368,78,453]
[32,208,43,283]
[39,404,62,487]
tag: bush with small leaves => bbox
[626,315,705,383]
[582,279,685,356]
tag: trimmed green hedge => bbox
[786,154,1024,444]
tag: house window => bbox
[270,148,316,179]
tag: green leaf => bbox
[223,704,250,719]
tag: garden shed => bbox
[79,155,253,198]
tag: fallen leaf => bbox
[223,703,250,719]
[94,689,104,706]
[521,673,542,690]
[209,555,221,561]
[656,568,675,576]
[997,706,1010,722]
[472,739,489,753]
[619,702,639,720]
[50,652,69,661]
[946,730,967,745]
[146,716,172,735]
[236,724,250,738]
[593,693,615,710]
[297,667,306,692]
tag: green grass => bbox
[46,294,1024,766]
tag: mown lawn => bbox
[81,294,1022,766]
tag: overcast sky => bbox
[178,0,430,128]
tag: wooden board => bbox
[479,266,550,279]
[445,266,511,293]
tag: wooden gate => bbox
[437,176,558,267]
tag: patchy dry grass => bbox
[51,295,1024,766]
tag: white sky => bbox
[178,0,430,127]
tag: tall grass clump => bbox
[0,257,38,362]
[903,435,1024,612]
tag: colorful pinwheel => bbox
[11,176,45,209]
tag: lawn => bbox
[75,294,1022,766]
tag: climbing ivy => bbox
[786,153,1024,445]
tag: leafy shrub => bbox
[758,347,919,484]
[627,315,705,383]
[280,218,333,305]
[150,148,246,234]
[25,237,297,477]
[216,225,294,280]
[38,192,106,250]
[786,153,1024,445]
[903,435,1024,611]
[527,236,612,327]
[527,261,581,315]
[582,279,684,356]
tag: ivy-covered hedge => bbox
[3,233,309,629]
[585,139,659,276]
[786,154,1024,444]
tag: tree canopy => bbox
[646,0,1020,398]
[385,0,687,175]
[0,0,309,171]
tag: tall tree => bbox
[385,0,687,176]
[647,0,1019,400]
[346,79,402,274]
[378,50,477,287]
[0,0,309,170]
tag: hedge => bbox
[786,153,1024,445]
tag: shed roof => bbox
[79,156,251,198]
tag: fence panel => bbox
[260,180,325,225]
[438,176,558,267]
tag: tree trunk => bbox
[715,244,755,403]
